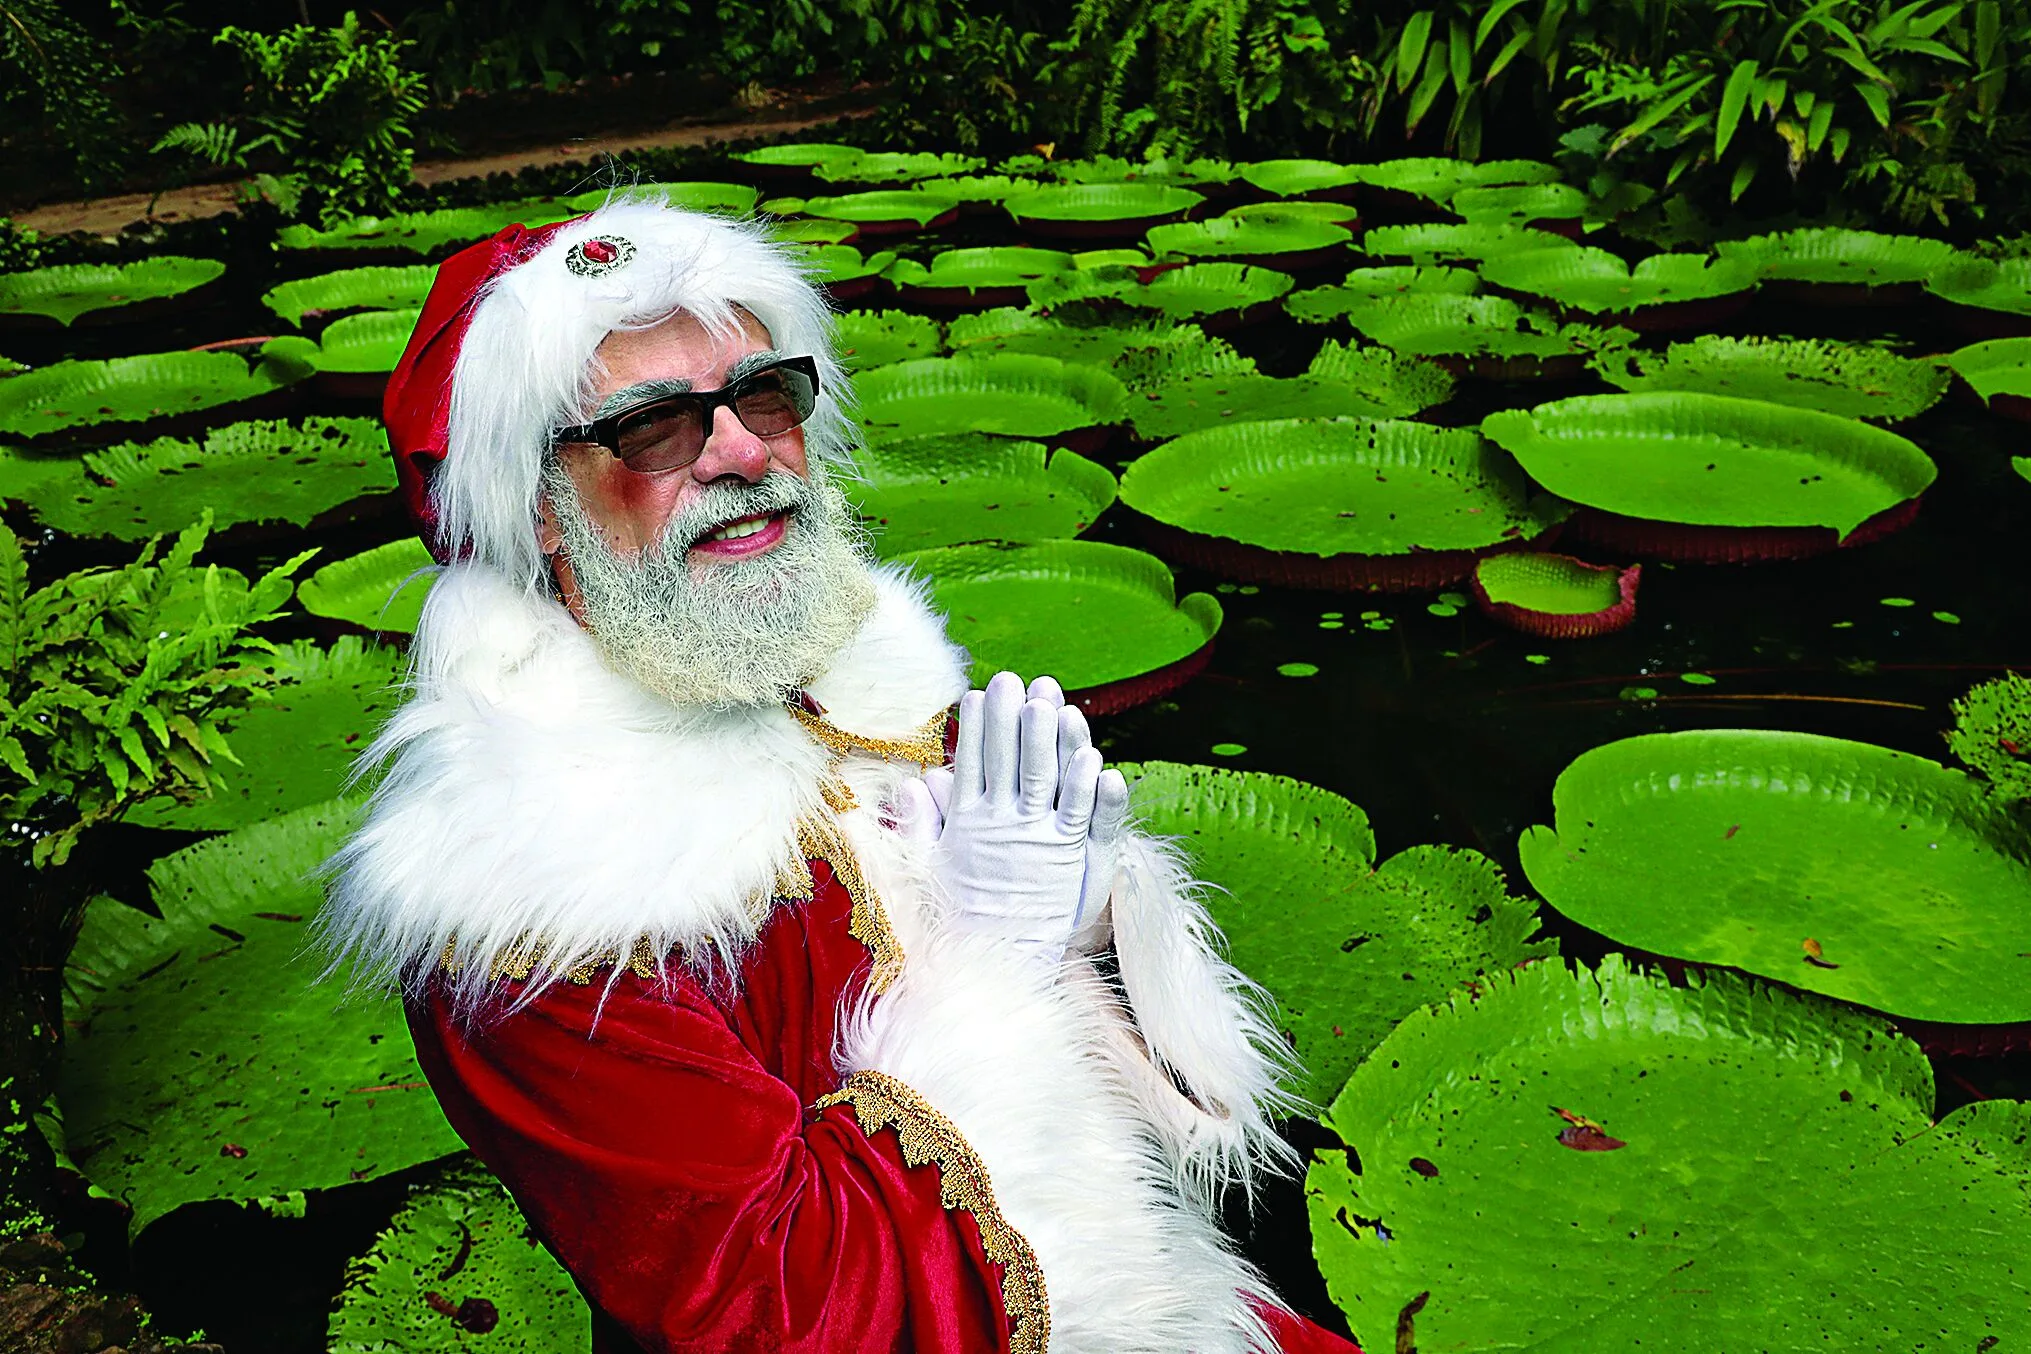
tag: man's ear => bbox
[536,491,563,556]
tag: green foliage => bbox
[0,0,122,183]
[153,12,428,227]
[1946,672,2031,803]
[0,515,312,867]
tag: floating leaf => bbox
[1946,673,2031,804]
[1924,254,2031,319]
[1004,183,1204,226]
[797,190,959,228]
[1944,337,2031,402]
[1365,222,1578,263]
[262,265,435,327]
[313,308,422,375]
[1482,393,1935,537]
[1285,267,1481,323]
[297,537,439,633]
[811,151,986,185]
[1519,730,2031,1024]
[1592,336,1947,421]
[946,308,1194,368]
[1236,160,1366,198]
[1479,246,1757,314]
[277,203,574,255]
[1333,292,1631,363]
[883,246,1075,299]
[60,800,462,1234]
[1308,955,2031,1352]
[1716,228,1958,286]
[1124,761,1553,1105]
[563,180,759,215]
[787,243,898,288]
[1471,552,1640,639]
[1128,341,1452,438]
[733,142,866,172]
[1451,182,1590,223]
[0,257,224,327]
[851,435,1115,554]
[0,349,309,440]
[327,1157,591,1354]
[1145,214,1353,262]
[1351,157,1562,203]
[834,310,943,370]
[857,353,1130,439]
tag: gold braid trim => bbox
[798,815,904,995]
[787,703,948,771]
[815,1070,1050,1354]
[438,932,669,987]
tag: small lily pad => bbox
[1472,552,1640,638]
[262,265,435,328]
[851,435,1116,554]
[0,257,225,327]
[856,353,1130,439]
[297,537,439,633]
[897,539,1219,711]
[834,310,943,369]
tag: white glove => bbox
[897,671,1129,965]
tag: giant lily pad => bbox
[1125,762,1552,1105]
[766,218,860,246]
[796,191,960,233]
[1003,184,1204,238]
[277,203,573,256]
[298,537,439,634]
[0,348,310,441]
[1351,157,1561,206]
[328,1157,589,1353]
[1593,336,1947,422]
[130,637,403,831]
[834,310,942,369]
[563,180,759,215]
[1129,341,1453,439]
[1519,730,2031,1026]
[733,142,866,174]
[262,265,434,328]
[29,416,393,539]
[883,247,1074,306]
[856,353,1131,440]
[1334,293,1633,377]
[1945,337,2031,413]
[1482,393,1937,548]
[1364,222,1578,263]
[945,308,1185,367]
[1308,954,2031,1352]
[1479,246,1756,327]
[812,151,986,186]
[59,801,462,1234]
[0,257,225,328]
[897,539,1220,713]
[1284,267,1481,324]
[1035,154,1236,187]
[1716,228,1958,295]
[1450,182,1590,224]
[852,435,1116,554]
[1238,160,1365,199]
[1146,214,1353,269]
[1119,417,1572,589]
[1925,254,2031,335]
[789,243,899,296]
[1137,262,1295,323]
[311,308,421,396]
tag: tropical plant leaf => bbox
[896,539,1219,691]
[945,308,1194,368]
[1351,157,1561,203]
[797,191,960,226]
[1945,674,2031,804]
[277,202,574,255]
[312,309,422,374]
[834,310,944,370]
[1364,221,1581,262]
[1482,393,1936,536]
[1519,730,2031,1024]
[1479,246,1758,312]
[1129,342,1453,438]
[261,265,435,327]
[1145,214,1353,260]
[0,258,225,327]
[1284,267,1481,323]
[1715,228,1958,285]
[733,142,867,171]
[1473,551,1631,615]
[1923,254,2031,317]
[59,799,462,1234]
[1003,183,1204,223]
[1237,159,1365,197]
[563,181,760,215]
[1120,416,1569,556]
[297,537,439,634]
[883,247,1076,294]
[851,435,1116,555]
[811,151,986,185]
[0,350,309,440]
[1944,337,2031,401]
[1450,182,1590,222]
[1308,954,2031,1351]
[856,354,1130,438]
[1591,336,1947,421]
[1124,762,1551,1105]
[1335,293,1632,361]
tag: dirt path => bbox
[16,104,869,239]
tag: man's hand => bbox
[896,671,1129,965]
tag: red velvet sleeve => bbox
[405,954,1011,1353]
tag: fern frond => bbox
[150,121,243,167]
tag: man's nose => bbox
[690,403,769,484]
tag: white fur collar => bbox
[318,559,968,1010]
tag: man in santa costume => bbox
[317,195,1362,1354]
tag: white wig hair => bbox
[436,193,855,585]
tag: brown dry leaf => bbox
[1803,937,1841,969]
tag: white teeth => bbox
[705,514,774,543]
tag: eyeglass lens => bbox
[614,365,818,472]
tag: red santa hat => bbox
[383,197,853,572]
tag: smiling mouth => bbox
[691,509,790,557]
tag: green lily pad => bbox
[0,444,82,505]
[1450,182,1590,222]
[1237,159,1365,198]
[1336,293,1632,362]
[1716,228,1958,286]
[0,257,225,327]
[1364,221,1581,263]
[835,310,943,369]
[1225,201,1361,227]
[59,800,462,1234]
[1138,262,1296,320]
[328,1157,590,1353]
[1352,157,1561,203]
[812,151,986,185]
[1003,183,1204,224]
[262,265,435,327]
[918,173,1028,203]
[0,349,310,440]
[1120,417,1571,555]
[1948,674,2031,804]
[766,218,860,246]
[851,435,1116,554]
[277,202,572,255]
[1521,729,2031,1024]
[1145,214,1353,261]
[1479,246,1757,313]
[1035,154,1237,187]
[1308,953,2031,1352]
[28,416,392,539]
[1944,337,2031,401]
[856,353,1131,438]
[1474,551,1624,614]
[1285,267,1481,323]
[884,246,1075,293]
[897,539,1219,692]
[1482,393,1937,536]
[298,537,439,633]
[945,307,1183,367]
[789,243,898,287]
[733,142,867,171]
[1129,341,1453,438]
[1593,336,1947,421]
[563,180,759,215]
[314,308,420,375]
[1924,254,2031,317]
[1124,761,1553,1106]
[129,637,403,831]
[797,191,959,227]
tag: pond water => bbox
[21,197,2031,1349]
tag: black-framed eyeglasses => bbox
[553,355,821,474]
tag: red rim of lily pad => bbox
[1893,1015,2031,1056]
[821,275,886,305]
[1048,423,1122,460]
[1067,637,1215,716]
[851,206,960,238]
[894,283,1032,311]
[1470,554,1641,639]
[1127,509,1565,592]
[1567,497,1921,562]
[1565,292,1752,335]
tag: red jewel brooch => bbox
[565,235,635,278]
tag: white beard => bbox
[544,461,880,710]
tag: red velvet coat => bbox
[407,859,1362,1354]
